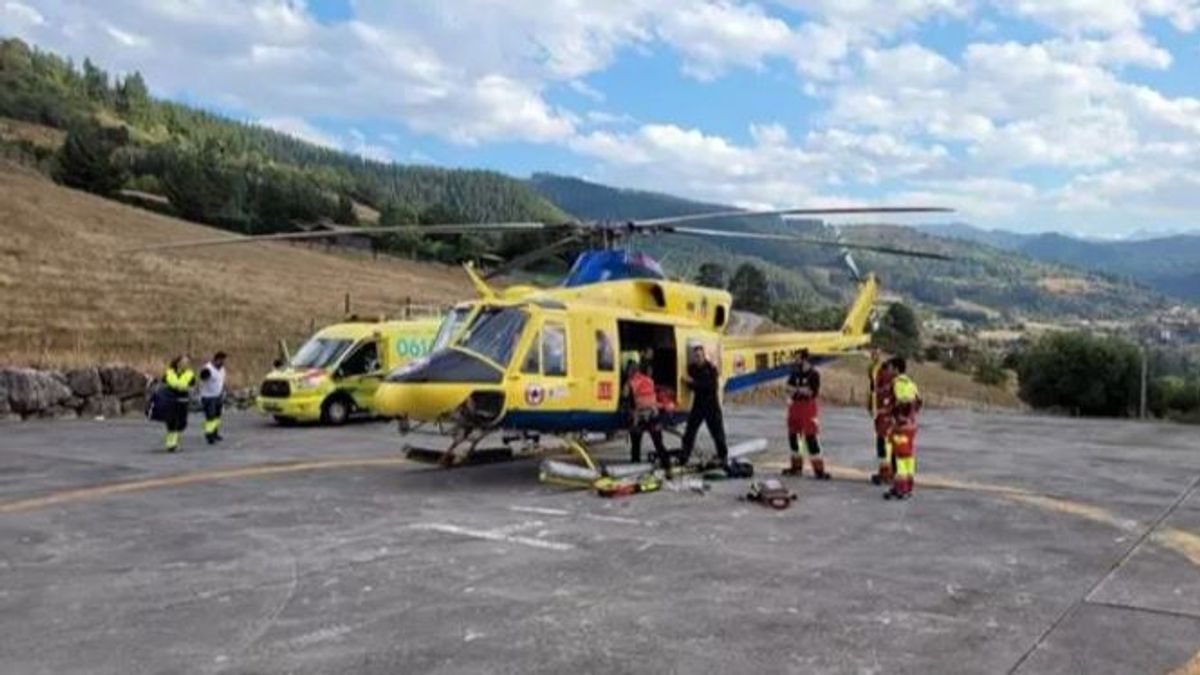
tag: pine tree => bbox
[695,262,727,289]
[728,263,770,313]
[334,193,357,225]
[55,123,127,196]
[116,72,150,122]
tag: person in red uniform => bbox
[869,351,896,485]
[884,357,922,500]
[782,349,830,480]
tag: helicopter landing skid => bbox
[403,429,545,467]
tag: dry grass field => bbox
[0,164,473,385]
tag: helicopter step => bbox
[539,438,768,488]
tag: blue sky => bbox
[3,0,1200,236]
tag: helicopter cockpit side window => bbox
[522,331,541,374]
[543,323,567,377]
[595,330,615,372]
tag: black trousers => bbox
[788,433,822,455]
[164,400,189,432]
[629,425,667,463]
[202,397,223,420]
[681,402,729,463]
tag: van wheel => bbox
[322,395,352,426]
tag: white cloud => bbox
[571,121,949,207]
[3,1,44,25]
[1003,0,1200,35]
[103,23,147,48]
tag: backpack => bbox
[745,479,797,510]
[144,381,172,422]
[629,372,657,411]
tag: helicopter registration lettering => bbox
[768,349,805,368]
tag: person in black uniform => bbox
[680,344,729,468]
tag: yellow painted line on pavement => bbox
[0,456,415,515]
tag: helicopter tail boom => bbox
[840,273,880,338]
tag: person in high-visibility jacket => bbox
[625,360,668,466]
[162,355,195,453]
[782,349,830,480]
[868,349,896,485]
[198,351,227,445]
[884,357,922,500]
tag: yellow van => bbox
[257,318,440,425]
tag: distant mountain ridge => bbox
[530,174,1170,320]
[916,223,1200,302]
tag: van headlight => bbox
[294,375,322,391]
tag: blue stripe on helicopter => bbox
[723,356,835,395]
[502,410,688,433]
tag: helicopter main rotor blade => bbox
[128,222,550,253]
[483,234,584,280]
[668,226,954,260]
[633,206,952,228]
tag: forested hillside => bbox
[0,37,565,263]
[531,174,1169,321]
[919,223,1200,303]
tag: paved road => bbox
[0,407,1197,674]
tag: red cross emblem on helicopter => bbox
[524,384,546,406]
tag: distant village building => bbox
[925,317,966,335]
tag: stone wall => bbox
[0,366,255,421]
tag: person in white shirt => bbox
[199,351,227,445]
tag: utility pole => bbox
[1140,345,1148,420]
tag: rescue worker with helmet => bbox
[884,357,922,500]
[782,349,830,480]
[868,348,897,485]
[162,355,195,453]
[625,359,668,467]
[199,351,227,445]
[681,344,730,469]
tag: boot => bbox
[781,454,804,476]
[811,457,831,481]
[206,432,217,445]
[870,463,893,486]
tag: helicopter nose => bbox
[374,381,474,422]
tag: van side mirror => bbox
[273,358,284,369]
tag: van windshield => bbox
[290,337,354,369]
[458,307,528,367]
[432,306,473,352]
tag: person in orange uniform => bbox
[868,349,896,485]
[625,360,668,466]
[782,349,830,480]
[884,357,922,500]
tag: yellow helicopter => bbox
[137,204,951,477]
[365,206,952,472]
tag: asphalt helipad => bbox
[0,407,1197,674]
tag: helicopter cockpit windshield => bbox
[457,307,528,367]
